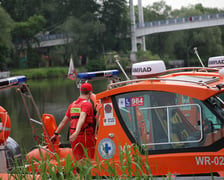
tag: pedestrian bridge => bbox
[136,12,224,37]
[35,13,224,48]
[33,34,72,48]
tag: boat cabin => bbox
[92,60,224,176]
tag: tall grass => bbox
[7,145,219,180]
[8,144,217,179]
[9,144,155,179]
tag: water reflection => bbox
[0,77,107,152]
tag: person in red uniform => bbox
[51,83,96,160]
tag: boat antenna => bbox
[194,47,206,69]
[114,55,130,80]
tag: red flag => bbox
[68,56,77,80]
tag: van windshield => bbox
[113,91,224,152]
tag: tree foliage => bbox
[0,0,44,21]
[0,6,14,69]
[0,0,224,69]
[99,0,130,52]
[61,15,105,65]
[12,15,46,47]
[144,0,172,20]
[143,2,224,66]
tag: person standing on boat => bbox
[51,83,96,160]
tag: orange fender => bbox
[26,147,74,173]
[0,173,40,180]
[26,146,54,162]
[26,147,74,162]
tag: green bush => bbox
[136,50,160,62]
[11,67,68,79]
[103,52,131,71]
[87,57,106,71]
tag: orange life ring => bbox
[0,106,11,145]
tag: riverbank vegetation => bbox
[11,66,85,79]
[10,52,135,79]
[11,67,68,79]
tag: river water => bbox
[0,77,107,153]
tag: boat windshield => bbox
[207,93,224,118]
[113,91,224,152]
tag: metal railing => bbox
[136,13,224,28]
[37,33,69,41]
[107,67,221,90]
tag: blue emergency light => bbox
[78,70,119,80]
[0,76,27,87]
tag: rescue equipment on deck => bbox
[42,114,59,153]
[0,137,22,173]
[0,106,11,145]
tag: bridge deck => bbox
[34,13,224,48]
[136,13,224,37]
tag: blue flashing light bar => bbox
[0,76,27,87]
[16,76,27,83]
[78,70,119,80]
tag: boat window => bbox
[114,91,224,152]
[211,93,224,119]
[205,94,224,130]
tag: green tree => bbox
[0,0,61,34]
[141,1,172,59]
[142,0,172,22]
[1,0,224,69]
[143,2,224,66]
[169,4,223,66]
[0,0,43,21]
[99,0,130,52]
[12,15,46,68]
[0,6,14,70]
[48,0,100,34]
[62,15,105,66]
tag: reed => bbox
[8,144,172,179]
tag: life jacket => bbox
[70,99,95,135]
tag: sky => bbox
[133,0,224,10]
